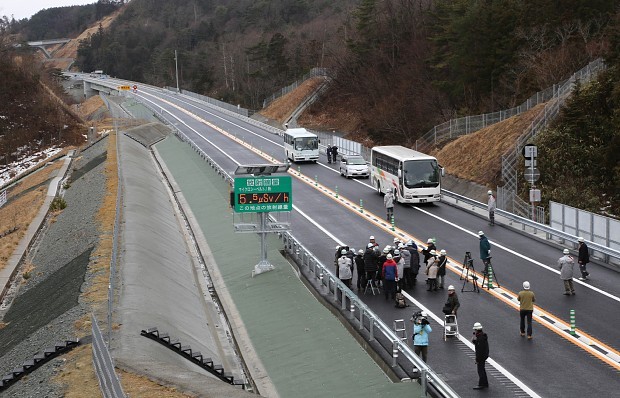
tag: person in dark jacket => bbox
[326,145,333,163]
[382,254,398,300]
[478,231,491,270]
[443,285,460,316]
[577,237,590,281]
[355,249,366,290]
[437,249,448,289]
[406,240,421,286]
[472,322,489,390]
[422,238,436,264]
[363,243,379,285]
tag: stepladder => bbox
[394,319,407,342]
[444,314,459,341]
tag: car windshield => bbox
[403,159,439,188]
[294,137,318,151]
[347,157,367,165]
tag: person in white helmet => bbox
[472,322,489,390]
[338,249,353,288]
[518,281,535,339]
[442,285,460,316]
[478,231,491,270]
[558,248,575,295]
[487,190,496,226]
[384,188,395,222]
[437,249,448,289]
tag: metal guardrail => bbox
[442,190,620,265]
[92,314,127,398]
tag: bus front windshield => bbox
[294,137,318,151]
[403,160,440,188]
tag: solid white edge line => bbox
[413,206,620,303]
[400,290,542,398]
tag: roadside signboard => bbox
[118,85,131,91]
[233,176,292,213]
[133,84,138,93]
[524,168,540,183]
[522,144,537,159]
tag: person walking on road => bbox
[518,281,535,339]
[382,253,398,300]
[384,189,395,222]
[487,190,496,226]
[472,322,489,390]
[412,312,432,363]
[577,237,590,281]
[478,231,491,270]
[558,248,576,295]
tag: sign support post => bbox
[232,164,291,276]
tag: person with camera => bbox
[442,285,460,316]
[472,322,489,390]
[411,311,432,362]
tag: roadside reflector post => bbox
[391,215,395,231]
[487,265,495,289]
[570,309,576,335]
[360,199,364,213]
[298,166,301,176]
[314,175,318,186]
[335,186,338,198]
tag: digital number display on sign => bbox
[233,176,292,213]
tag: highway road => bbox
[94,78,620,397]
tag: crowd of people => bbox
[332,231,592,391]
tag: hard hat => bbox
[478,231,485,236]
[398,243,405,249]
[430,250,436,256]
[448,285,455,290]
[387,254,393,260]
[406,240,414,246]
[369,235,375,240]
[523,281,530,290]
[440,249,446,255]
[383,247,390,254]
[578,237,584,243]
[394,249,400,255]
[350,248,355,253]
[488,190,493,195]
[393,237,400,243]
[473,322,483,330]
[563,248,569,254]
[420,311,427,317]
[358,249,364,254]
[427,238,433,243]
[367,243,374,248]
[341,249,347,255]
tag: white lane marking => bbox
[400,290,542,398]
[136,95,241,167]
[412,206,620,303]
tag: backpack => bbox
[395,292,407,308]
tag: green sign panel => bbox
[233,175,292,213]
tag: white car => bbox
[339,154,370,178]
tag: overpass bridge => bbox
[27,38,71,59]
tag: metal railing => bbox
[443,189,620,266]
[414,59,604,152]
[499,59,605,215]
[262,67,329,108]
[92,314,127,398]
[165,87,252,117]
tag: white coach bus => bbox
[283,128,319,163]
[370,145,443,203]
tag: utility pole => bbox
[174,50,180,93]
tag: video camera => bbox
[411,310,430,325]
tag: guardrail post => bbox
[369,317,375,341]
[420,368,428,397]
[392,340,399,367]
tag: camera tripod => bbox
[481,257,500,289]
[460,252,479,293]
